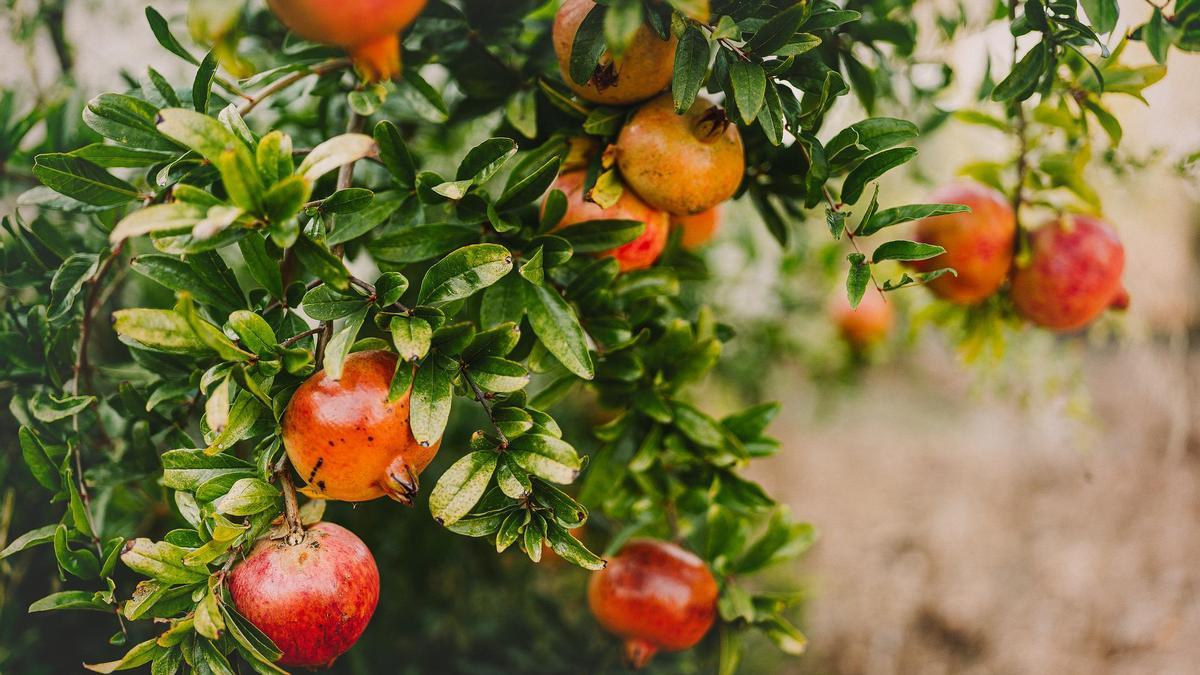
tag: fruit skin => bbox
[587,539,718,668]
[1010,215,1126,331]
[909,182,1016,305]
[672,207,720,249]
[266,0,426,81]
[616,94,744,215]
[552,0,677,105]
[228,522,379,668]
[829,289,894,349]
[282,350,440,503]
[546,171,669,272]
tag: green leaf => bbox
[555,219,644,253]
[321,188,374,214]
[508,434,581,484]
[1081,0,1119,34]
[545,523,606,570]
[497,456,533,499]
[727,60,767,125]
[33,154,139,206]
[992,41,1048,101]
[145,7,199,64]
[418,244,513,306]
[762,616,809,655]
[391,315,433,362]
[120,539,209,585]
[84,638,165,673]
[859,203,971,236]
[205,392,264,455]
[400,67,449,123]
[131,255,237,315]
[524,282,594,380]
[825,118,919,168]
[322,306,368,380]
[497,157,561,210]
[569,4,607,85]
[296,133,378,183]
[672,402,726,449]
[161,449,254,491]
[113,308,210,355]
[293,234,350,291]
[216,478,280,516]
[745,3,808,55]
[110,203,207,244]
[673,25,710,113]
[871,239,945,263]
[457,138,518,184]
[28,590,110,613]
[1,524,57,559]
[804,8,861,29]
[193,51,218,113]
[1145,9,1169,64]
[467,357,529,393]
[410,358,455,446]
[175,293,253,362]
[841,147,918,204]
[369,224,479,264]
[227,311,276,355]
[374,121,416,187]
[826,208,846,240]
[83,93,175,150]
[53,525,98,579]
[846,253,870,309]
[301,284,368,321]
[262,175,312,224]
[430,451,499,526]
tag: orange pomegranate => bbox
[909,182,1016,305]
[266,0,426,82]
[616,94,744,215]
[829,289,894,349]
[282,350,440,503]
[1010,215,1126,331]
[588,539,718,668]
[552,0,677,105]
[545,171,669,272]
[672,207,721,249]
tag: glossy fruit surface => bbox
[829,289,894,349]
[229,522,379,668]
[552,0,676,105]
[909,182,1016,304]
[546,171,669,271]
[616,94,744,215]
[266,0,426,81]
[282,350,439,503]
[1010,215,1126,331]
[587,539,718,668]
[672,207,720,249]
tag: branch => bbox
[238,58,353,116]
[460,367,509,448]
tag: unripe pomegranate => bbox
[829,289,894,349]
[908,182,1016,305]
[282,350,440,503]
[552,0,676,105]
[672,206,721,249]
[266,0,426,82]
[545,171,669,272]
[228,522,379,668]
[616,94,744,215]
[588,539,718,668]
[1010,215,1126,331]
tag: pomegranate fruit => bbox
[282,350,440,503]
[616,94,744,215]
[266,0,426,82]
[552,0,676,105]
[672,207,721,249]
[587,539,718,668]
[545,171,669,272]
[829,289,894,349]
[908,182,1016,305]
[1010,215,1126,331]
[229,522,379,668]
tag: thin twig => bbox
[461,368,509,448]
[1008,0,1029,239]
[238,58,353,116]
[279,327,322,347]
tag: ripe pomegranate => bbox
[282,350,440,503]
[266,0,426,82]
[545,171,669,272]
[671,207,721,249]
[908,182,1016,305]
[616,94,744,215]
[588,539,718,668]
[229,522,379,668]
[552,0,676,105]
[829,289,894,349]
[1010,215,1126,331]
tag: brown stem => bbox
[238,58,353,116]
[315,111,367,364]
[279,327,322,347]
[461,368,509,448]
[276,469,305,545]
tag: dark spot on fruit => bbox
[308,457,324,482]
[328,440,335,447]
[367,436,374,442]
[317,480,327,491]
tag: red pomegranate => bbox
[587,539,718,668]
[672,207,721,249]
[909,182,1016,305]
[228,522,379,668]
[266,0,427,82]
[545,171,669,272]
[829,289,894,349]
[1010,215,1126,331]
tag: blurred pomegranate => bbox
[266,0,426,81]
[909,182,1016,305]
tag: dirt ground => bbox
[752,337,1200,675]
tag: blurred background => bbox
[2,1,1199,673]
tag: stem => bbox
[315,110,367,364]
[1008,0,1029,238]
[278,327,322,347]
[461,368,509,448]
[238,58,353,116]
[275,469,305,546]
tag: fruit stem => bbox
[277,468,306,545]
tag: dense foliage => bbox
[0,0,1191,673]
